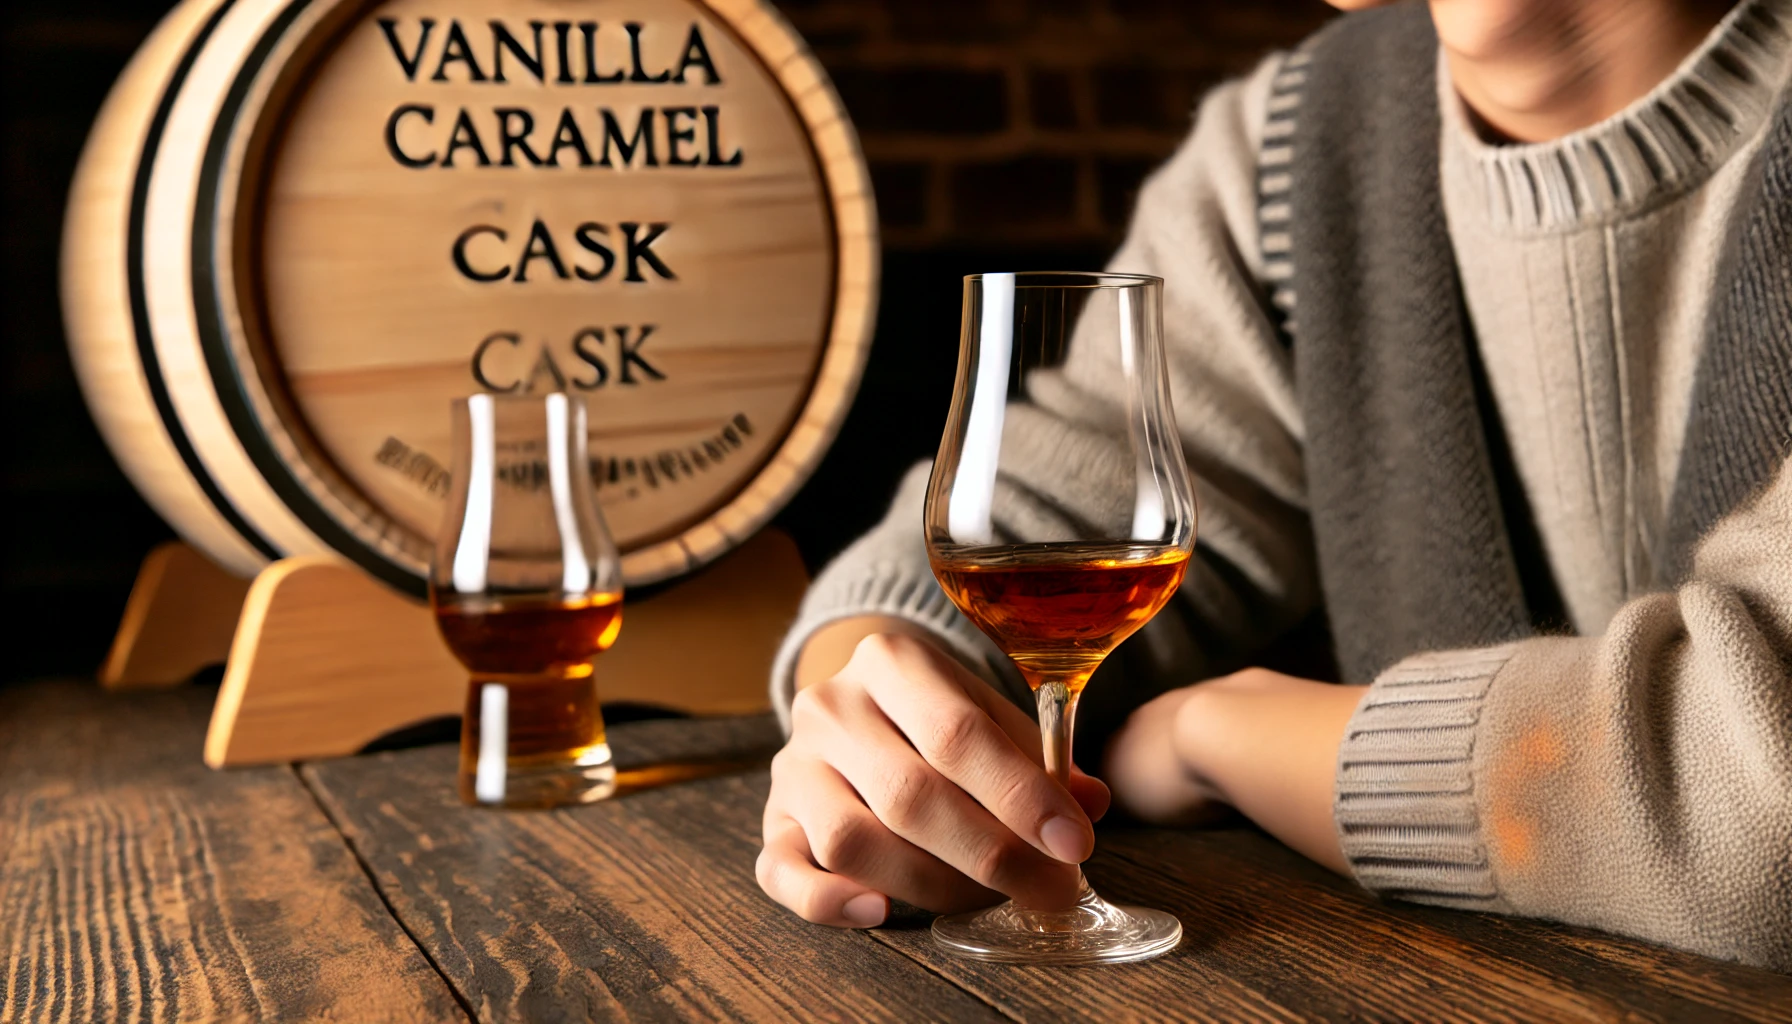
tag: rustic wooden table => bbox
[5,678,1789,1023]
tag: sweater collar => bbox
[1439,0,1792,233]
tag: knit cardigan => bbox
[1282,3,1792,972]
[1283,1,1792,687]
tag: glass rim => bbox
[963,271,1161,289]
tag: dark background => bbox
[0,0,1331,680]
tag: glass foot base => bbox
[931,882,1181,965]
[459,742,616,809]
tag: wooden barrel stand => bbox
[102,530,805,766]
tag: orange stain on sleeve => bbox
[1489,814,1538,867]
[1483,721,1568,874]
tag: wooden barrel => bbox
[63,0,876,595]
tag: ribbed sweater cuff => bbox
[1334,644,1519,908]
[769,563,1025,733]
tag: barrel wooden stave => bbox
[63,0,271,579]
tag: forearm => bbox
[1106,670,1366,874]
[1174,672,1366,873]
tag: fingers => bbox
[757,818,890,928]
[841,635,1099,867]
[908,639,1048,759]
[947,656,1111,823]
[761,629,1112,927]
[792,665,1083,908]
[773,751,999,914]
[1067,771,1112,822]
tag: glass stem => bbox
[1035,679,1079,792]
[1034,678,1094,906]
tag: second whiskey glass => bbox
[431,393,624,808]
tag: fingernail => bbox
[1040,815,1090,863]
[843,892,887,928]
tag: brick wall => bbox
[0,0,1331,678]
[779,0,1333,247]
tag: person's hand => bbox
[758,631,1111,928]
[1102,686,1232,826]
[1105,668,1368,873]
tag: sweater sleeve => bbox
[1336,455,1792,972]
[770,52,1319,728]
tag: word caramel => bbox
[378,18,746,173]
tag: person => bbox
[757,0,1792,972]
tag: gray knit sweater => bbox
[773,2,1792,971]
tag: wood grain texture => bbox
[871,826,1792,1023]
[301,718,1005,1023]
[308,722,1792,1024]
[0,679,464,1023]
[18,685,1787,1022]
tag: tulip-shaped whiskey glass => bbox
[924,272,1196,964]
[431,393,625,808]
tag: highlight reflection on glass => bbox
[925,272,1196,964]
[431,393,625,808]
